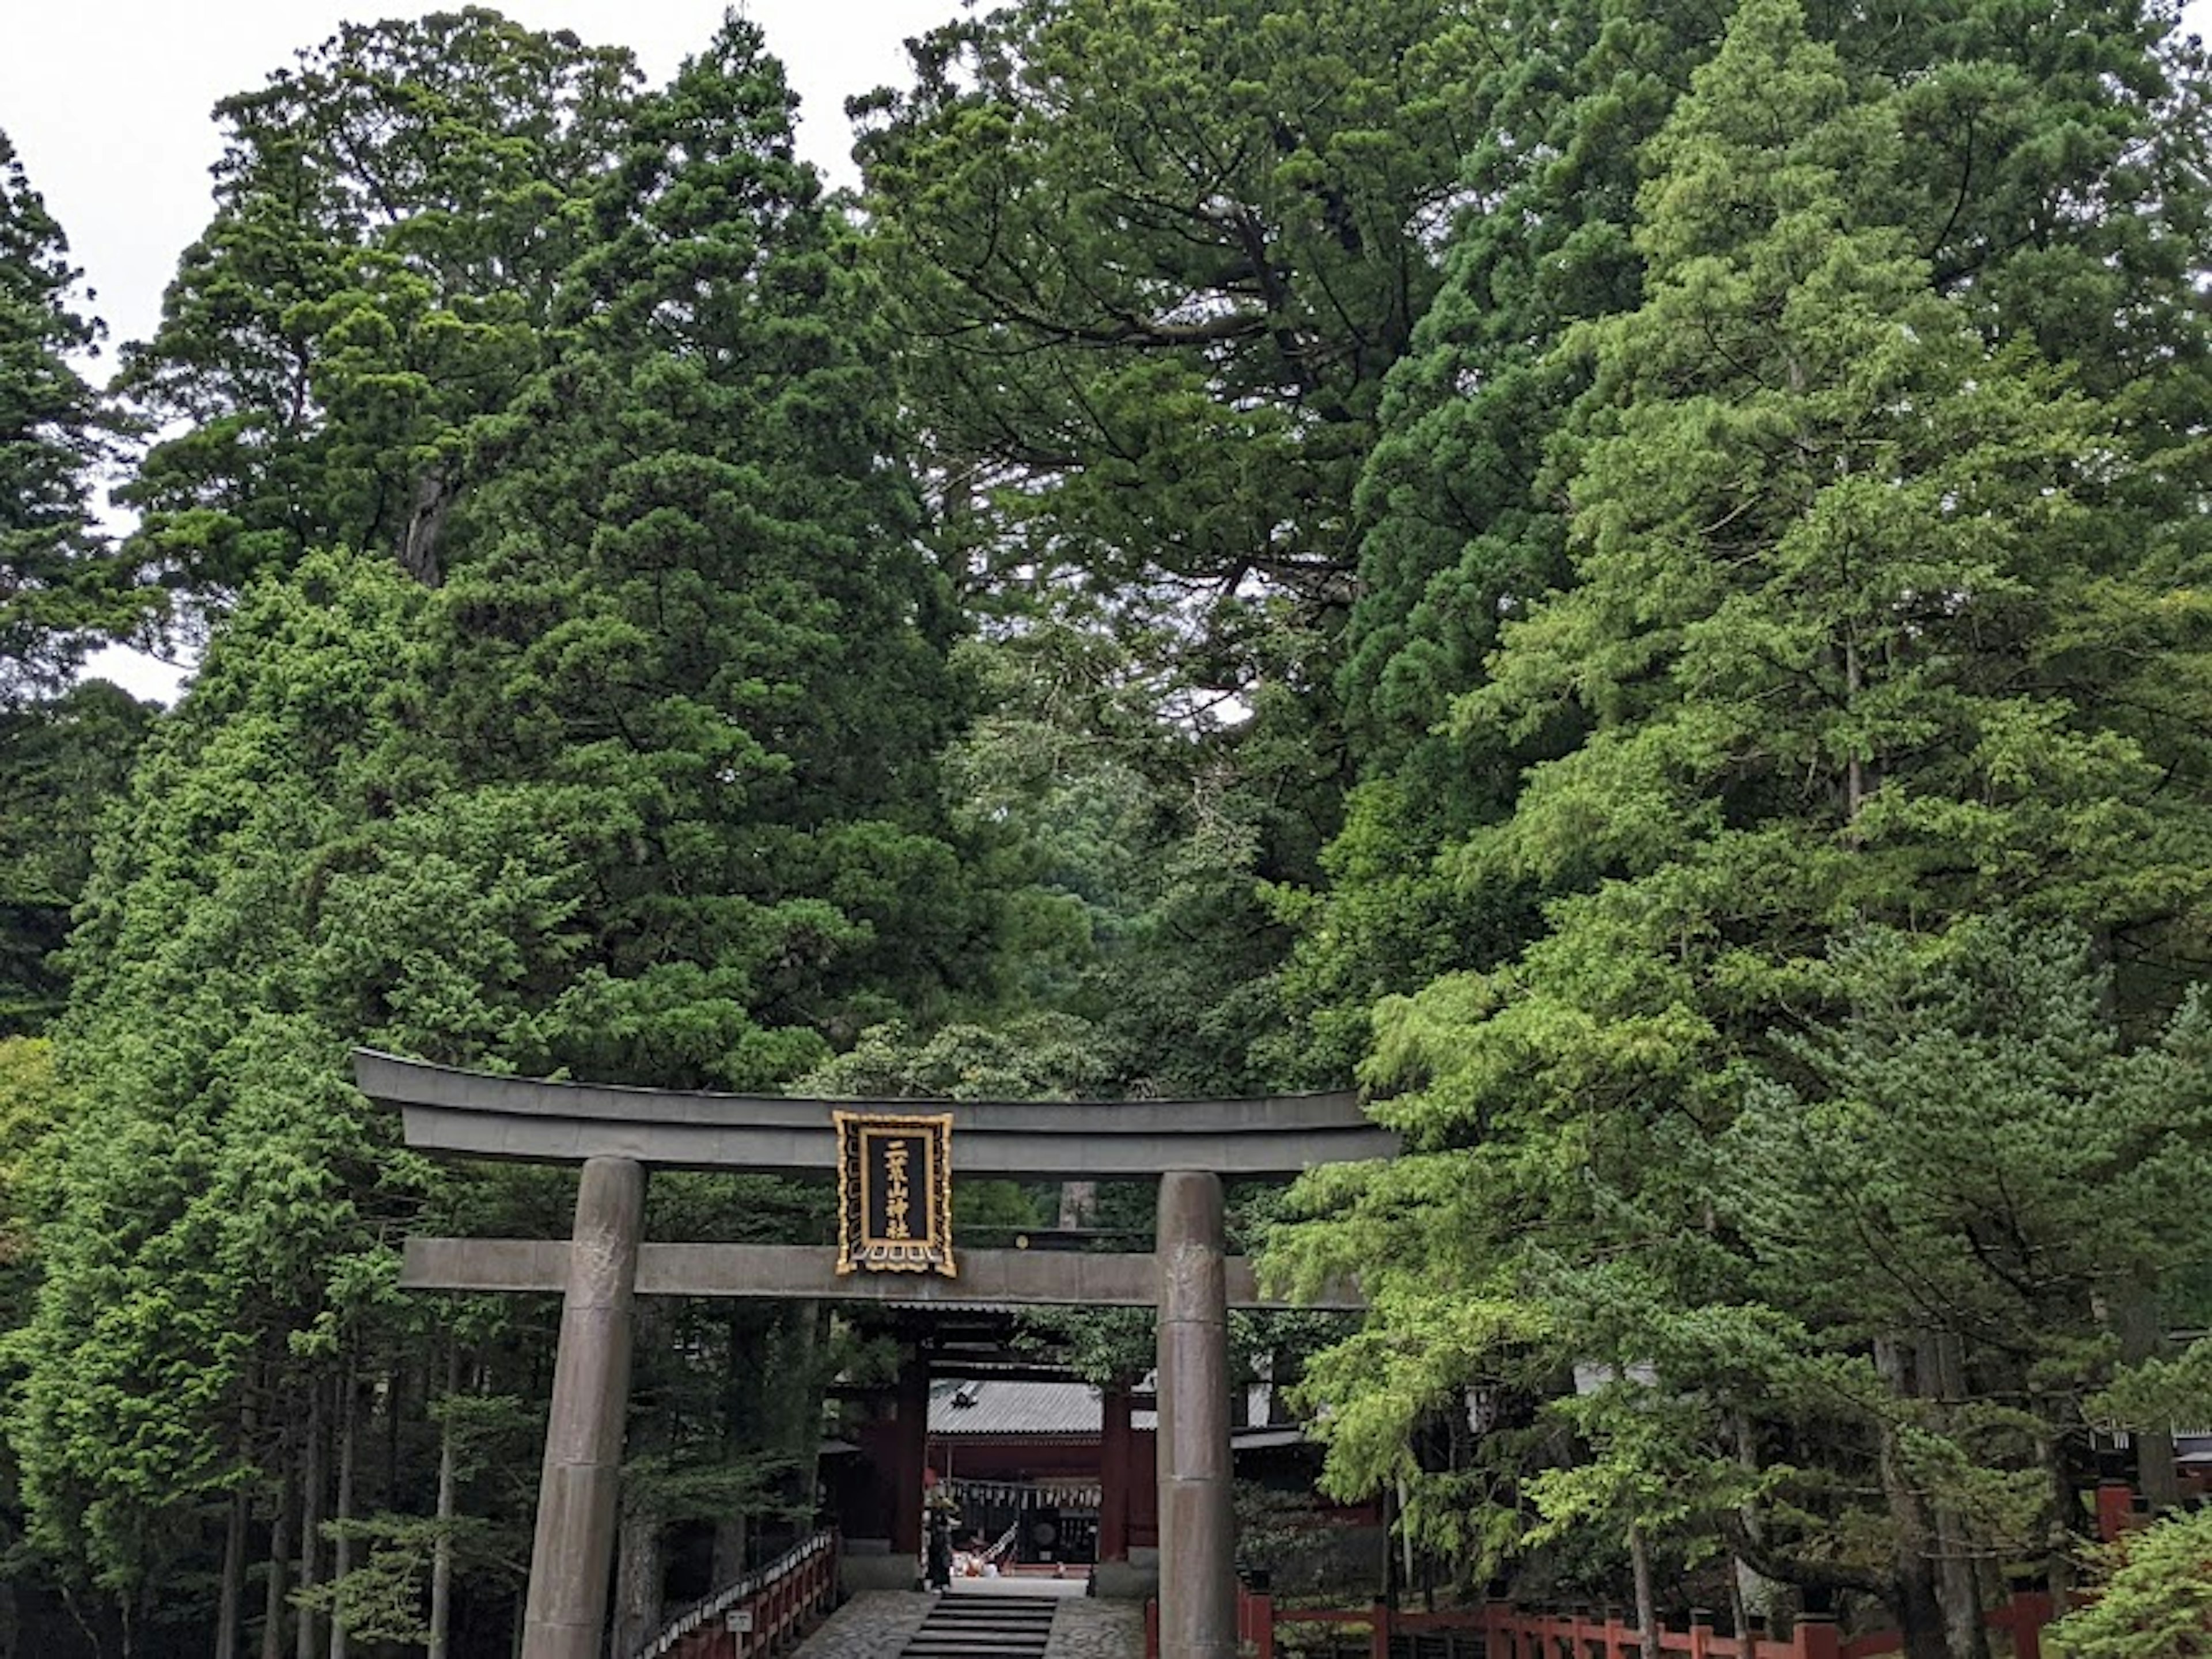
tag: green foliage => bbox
[116,9,639,608]
[430,14,990,1082]
[298,1512,516,1646]
[1270,0,2212,1613]
[7,0,2211,1639]
[2050,1506,2212,1658]
[12,15,998,1624]
[857,0,1480,628]
[1300,0,2212,1069]
[858,0,1492,1090]
[7,556,437,1599]
[1728,921,2212,1365]
[0,684,156,1035]
[0,1036,54,1269]
[0,127,134,697]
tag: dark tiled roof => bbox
[928,1379,1158,1437]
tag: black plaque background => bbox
[834,1111,955,1275]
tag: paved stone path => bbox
[791,1590,935,1659]
[790,1590,1143,1659]
[1041,1598,1143,1659]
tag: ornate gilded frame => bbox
[834,1111,956,1277]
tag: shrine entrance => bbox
[356,1051,1391,1659]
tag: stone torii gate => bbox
[355,1050,1393,1659]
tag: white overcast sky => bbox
[3,0,2208,699]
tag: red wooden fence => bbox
[635,1531,839,1659]
[1145,1585,2058,1659]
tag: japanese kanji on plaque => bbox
[834,1111,955,1275]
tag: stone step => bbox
[904,1633,1053,1649]
[933,1599,1057,1612]
[922,1609,1057,1620]
[911,1628,1057,1645]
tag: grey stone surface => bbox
[521,1157,642,1659]
[1086,1563,1158,1603]
[841,1555,922,1595]
[1155,1172,1234,1659]
[789,1592,935,1659]
[794,1587,1137,1659]
[356,1048,1397,1176]
[402,1238,1363,1310]
[1043,1600,1145,1659]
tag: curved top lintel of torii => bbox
[353,1048,1400,1181]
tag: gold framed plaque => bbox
[834,1112,956,1276]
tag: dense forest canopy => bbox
[1,3,2208,1658]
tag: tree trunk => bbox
[331,1368,358,1659]
[397,469,453,587]
[2036,1411,2077,1601]
[429,1349,461,1659]
[2115,1294,2181,1509]
[611,1507,664,1659]
[712,1512,748,1588]
[1873,1336,1948,1659]
[1629,1524,1659,1659]
[260,1467,294,1659]
[1731,1411,1783,1627]
[1922,1336,1990,1659]
[717,1307,761,1582]
[215,1482,248,1659]
[298,1380,325,1659]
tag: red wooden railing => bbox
[634,1531,839,1659]
[1145,1585,2058,1659]
[1835,1590,2052,1659]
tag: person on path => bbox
[926,1508,957,1592]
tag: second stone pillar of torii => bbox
[1156,1169,1236,1659]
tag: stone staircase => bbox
[897,1593,1059,1659]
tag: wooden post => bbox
[1793,1616,1842,1659]
[892,1353,929,1568]
[1101,1382,1133,1562]
[2008,1588,2051,1659]
[2094,1481,2135,1543]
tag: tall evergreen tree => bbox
[1295,0,2212,1069]
[10,13,997,1641]
[437,13,987,1086]
[0,134,155,1032]
[853,0,1494,1086]
[0,127,127,699]
[115,9,639,616]
[1270,2,2212,1645]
